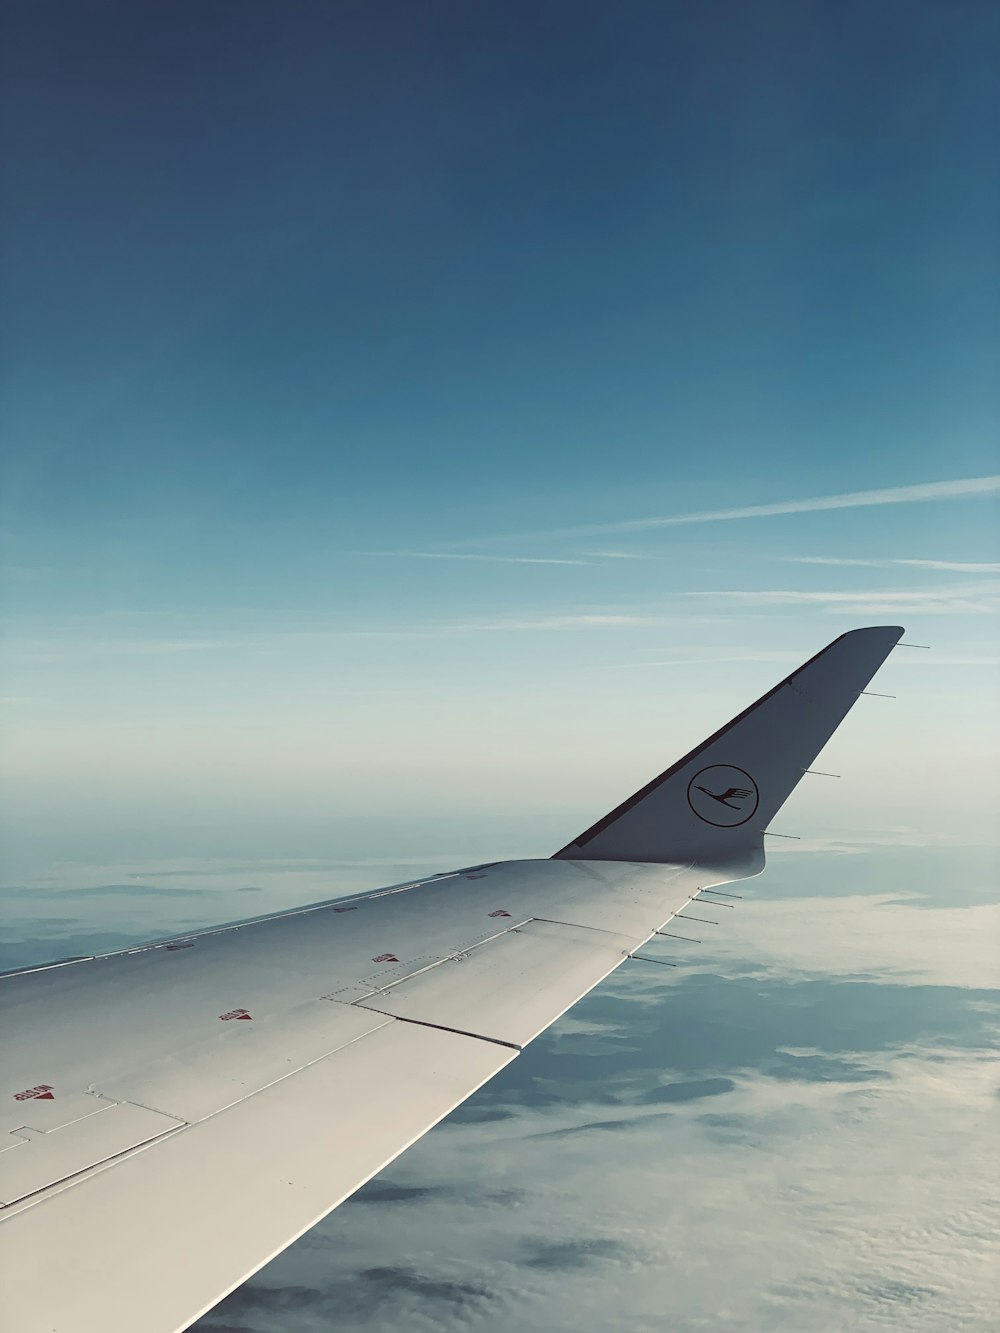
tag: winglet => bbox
[553,626,904,871]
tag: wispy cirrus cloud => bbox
[619,652,1000,669]
[465,612,663,631]
[791,557,1000,573]
[362,551,599,566]
[686,582,1000,615]
[577,550,653,560]
[614,652,800,669]
[523,475,1000,539]
[6,611,702,662]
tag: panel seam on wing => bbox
[352,1011,523,1053]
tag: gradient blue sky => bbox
[2,1,998,868]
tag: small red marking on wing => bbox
[372,953,399,964]
[219,1008,252,1021]
[333,906,357,914]
[488,910,511,918]
[14,1085,54,1101]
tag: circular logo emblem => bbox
[686,764,759,828]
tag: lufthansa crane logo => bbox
[686,764,759,828]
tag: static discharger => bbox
[861,690,896,698]
[627,954,678,968]
[696,895,734,908]
[763,831,801,840]
[655,930,701,943]
[698,889,743,900]
[803,768,841,777]
[675,913,719,925]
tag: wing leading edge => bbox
[0,627,902,1332]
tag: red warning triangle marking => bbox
[219,1008,253,1021]
[13,1084,54,1101]
[372,953,399,964]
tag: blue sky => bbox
[2,1,998,873]
[4,1,998,534]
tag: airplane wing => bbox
[0,626,903,1332]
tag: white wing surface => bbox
[0,626,903,1332]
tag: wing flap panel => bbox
[353,917,639,1048]
[93,1001,391,1122]
[1,1020,515,1333]
[0,1101,183,1206]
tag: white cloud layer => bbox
[706,893,1000,990]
